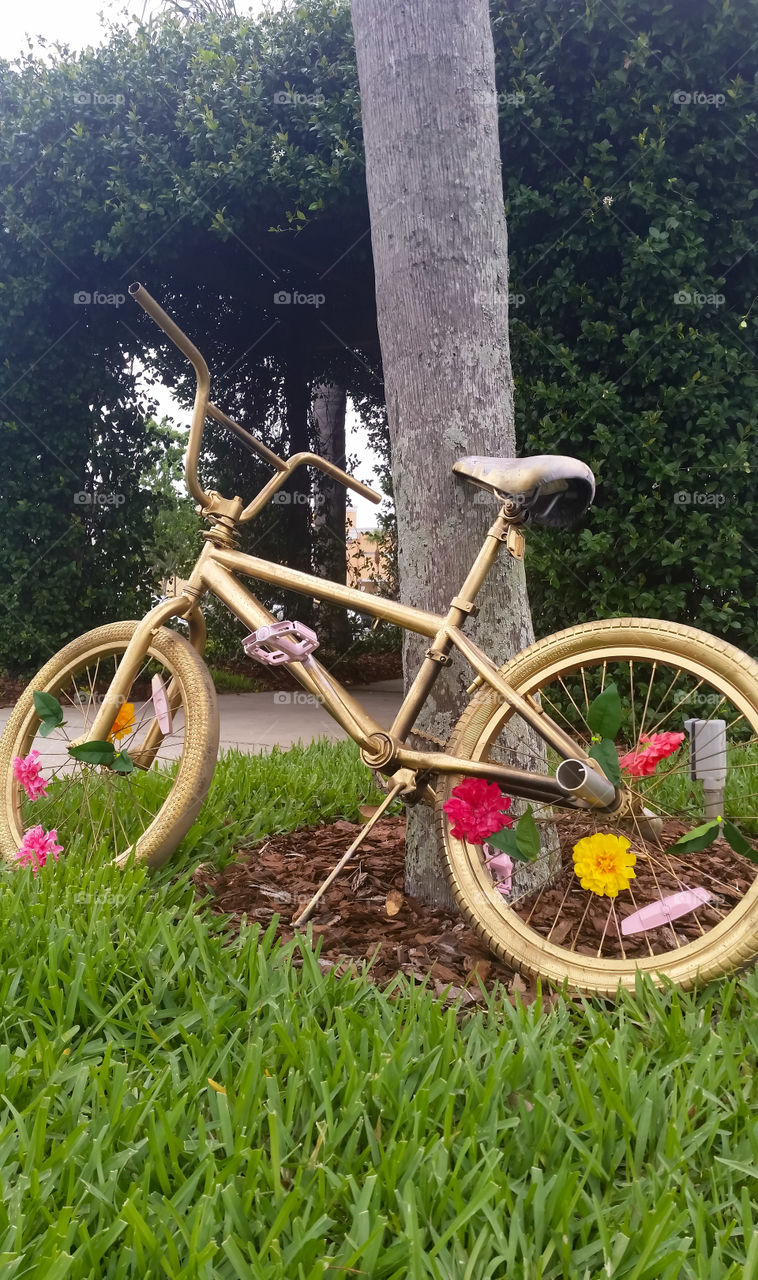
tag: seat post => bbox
[446,507,521,622]
[388,507,518,745]
[422,506,519,661]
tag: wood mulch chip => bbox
[528,813,755,961]
[194,810,758,1001]
[193,815,537,1005]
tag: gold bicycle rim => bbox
[0,622,219,868]
[437,617,758,995]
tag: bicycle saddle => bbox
[453,454,595,527]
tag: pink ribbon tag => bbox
[621,887,711,936]
[151,674,173,735]
[484,844,513,896]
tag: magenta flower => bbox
[443,777,513,843]
[16,826,62,875]
[618,731,685,778]
[12,750,49,802]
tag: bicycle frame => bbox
[81,515,599,809]
[80,284,614,812]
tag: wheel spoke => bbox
[440,634,758,989]
[2,633,208,866]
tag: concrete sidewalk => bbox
[215,678,404,754]
[0,679,405,759]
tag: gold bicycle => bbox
[2,283,757,995]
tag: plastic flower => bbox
[484,845,514,895]
[618,731,685,777]
[16,825,62,875]
[108,702,135,744]
[12,750,49,802]
[443,778,514,843]
[572,832,636,898]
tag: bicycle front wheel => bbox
[0,621,219,869]
[436,618,758,994]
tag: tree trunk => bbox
[311,382,352,653]
[282,359,313,626]
[351,0,536,907]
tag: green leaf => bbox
[111,750,134,775]
[33,690,64,732]
[486,807,540,862]
[514,805,541,861]
[671,817,722,854]
[68,740,116,766]
[587,682,623,739]
[486,825,523,859]
[588,737,622,785]
[722,820,758,863]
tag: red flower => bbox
[618,731,685,778]
[442,777,513,843]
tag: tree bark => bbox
[311,382,352,653]
[282,359,313,626]
[351,0,536,907]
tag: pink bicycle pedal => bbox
[242,620,319,665]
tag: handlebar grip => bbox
[319,459,383,505]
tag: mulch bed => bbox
[0,675,28,706]
[193,815,533,1004]
[193,811,756,998]
[529,812,755,960]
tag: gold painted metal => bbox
[210,547,443,638]
[72,290,601,812]
[5,283,758,996]
[292,774,412,926]
[506,525,526,559]
[129,283,382,517]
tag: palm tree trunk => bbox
[351,0,538,907]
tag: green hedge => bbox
[494,0,757,648]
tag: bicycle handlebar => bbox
[128,282,382,514]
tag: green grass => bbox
[207,667,262,694]
[641,741,758,833]
[3,740,758,1277]
[161,740,397,873]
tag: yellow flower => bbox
[572,832,636,898]
[108,701,135,744]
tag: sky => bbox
[2,1,384,527]
[1,1,266,60]
[2,1,155,59]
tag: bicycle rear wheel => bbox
[0,621,219,869]
[436,618,758,994]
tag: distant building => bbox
[346,508,386,593]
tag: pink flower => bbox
[16,826,62,875]
[484,845,514,895]
[443,777,513,843]
[618,731,686,778]
[12,751,49,802]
